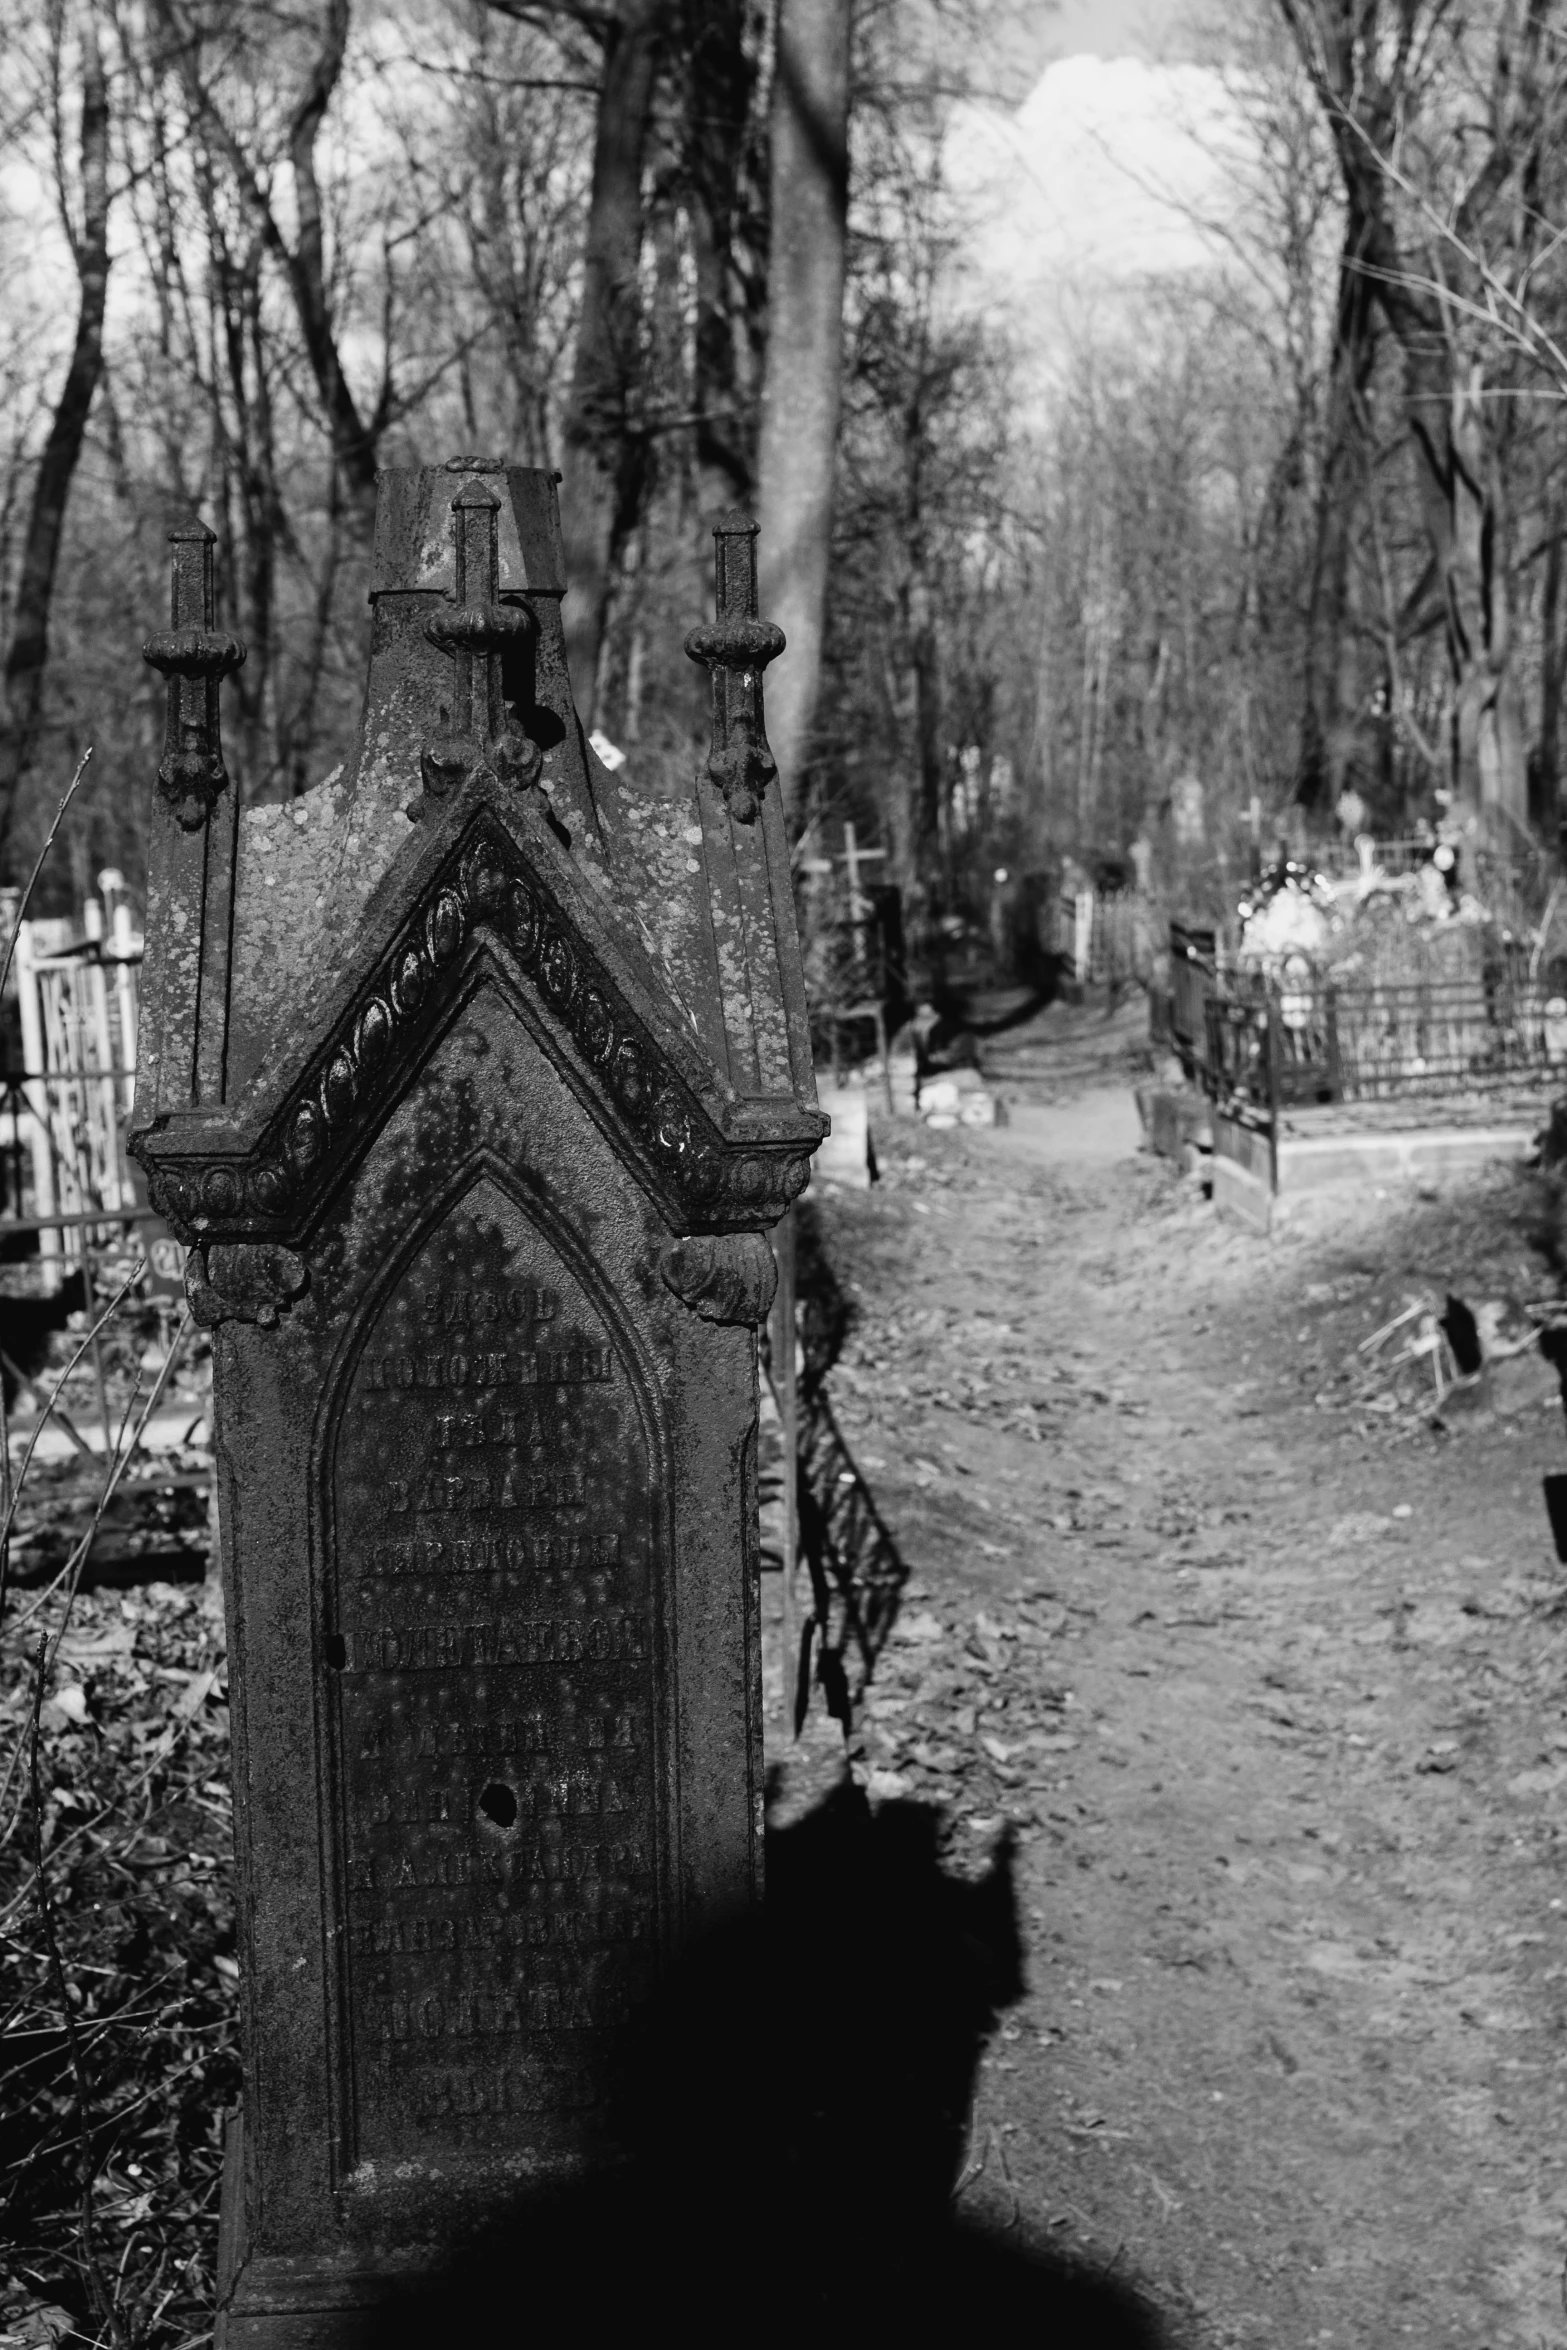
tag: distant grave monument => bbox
[132,463,823,2343]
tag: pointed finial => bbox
[141,525,246,829]
[684,512,785,824]
[415,473,540,816]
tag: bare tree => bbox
[0,2,111,870]
[679,0,765,520]
[554,0,666,721]
[1277,0,1567,836]
[756,0,852,828]
[453,12,593,469]
[150,0,397,532]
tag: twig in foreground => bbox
[29,1632,126,2348]
[0,1261,150,1629]
[0,1677,220,1930]
[0,1286,185,1841]
[0,745,93,1006]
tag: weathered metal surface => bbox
[131,463,823,2345]
[660,1231,778,1325]
[138,527,244,1112]
[136,481,820,1258]
[413,471,542,812]
[684,511,785,825]
[142,524,246,831]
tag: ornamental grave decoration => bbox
[131,460,824,2347]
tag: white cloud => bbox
[947,54,1247,353]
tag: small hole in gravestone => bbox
[322,1635,347,1670]
[479,1781,518,1828]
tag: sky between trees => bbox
[3,0,1567,936]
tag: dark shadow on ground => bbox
[382,1784,1166,2346]
[792,1197,855,1387]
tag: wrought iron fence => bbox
[1204,969,1567,1117]
[1169,922,1219,1088]
[1314,831,1543,896]
[0,882,148,1270]
[1050,889,1149,989]
[0,1071,149,1243]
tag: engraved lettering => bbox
[405,2063,600,2122]
[422,1285,558,1329]
[363,1346,612,1393]
[359,1532,621,1579]
[362,1615,645,1671]
[333,1190,658,2164]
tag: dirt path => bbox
[780,1031,1567,2347]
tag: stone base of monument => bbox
[213,1791,1033,2347]
[215,2114,402,2349]
[1213,1103,1539,1234]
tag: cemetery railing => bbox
[1200,967,1567,1128]
[1169,921,1219,1089]
[1053,887,1149,989]
[0,1068,146,1256]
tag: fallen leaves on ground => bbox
[0,1575,236,2350]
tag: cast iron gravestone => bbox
[132,461,824,2344]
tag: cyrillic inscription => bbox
[365,1343,612,1390]
[407,2063,600,2119]
[347,1904,646,1957]
[385,1467,587,1512]
[353,1615,644,1670]
[420,1283,557,1325]
[361,1532,619,1580]
[329,1182,660,2161]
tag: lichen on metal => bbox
[684,511,786,825]
[142,524,246,831]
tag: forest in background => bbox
[4,0,1567,940]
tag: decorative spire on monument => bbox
[685,510,785,824]
[141,523,246,832]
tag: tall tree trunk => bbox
[1386,340,1527,828]
[635,0,764,756]
[1444,363,1527,830]
[0,11,110,872]
[207,204,285,797]
[755,0,851,829]
[282,0,380,526]
[155,0,383,533]
[558,0,664,724]
[1280,0,1544,837]
[909,572,942,882]
[1299,211,1376,815]
[1533,519,1564,839]
[681,0,759,519]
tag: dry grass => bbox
[0,1293,233,2350]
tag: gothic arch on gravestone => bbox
[308,1148,676,2177]
[146,808,816,1258]
[310,1148,674,1560]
